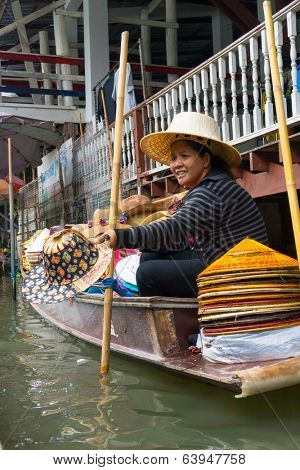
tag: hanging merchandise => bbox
[112,63,136,114]
[98,72,116,124]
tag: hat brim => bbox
[122,203,157,217]
[22,243,112,304]
[22,264,76,304]
[141,211,171,225]
[140,132,241,168]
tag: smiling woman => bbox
[95,112,269,298]
[170,140,212,188]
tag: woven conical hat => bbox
[198,238,299,277]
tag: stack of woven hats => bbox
[25,228,50,270]
[197,239,300,336]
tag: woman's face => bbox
[170,140,211,188]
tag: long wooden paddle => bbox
[101,31,129,375]
[263,1,300,268]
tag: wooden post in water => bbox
[263,1,300,268]
[8,138,16,300]
[101,31,129,375]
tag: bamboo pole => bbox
[263,1,300,268]
[101,31,129,375]
[8,137,16,300]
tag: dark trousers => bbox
[136,250,206,298]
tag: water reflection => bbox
[0,276,300,450]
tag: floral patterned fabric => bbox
[22,229,112,304]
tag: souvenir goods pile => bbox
[196,239,300,363]
[24,228,50,271]
[22,229,112,303]
[84,249,140,297]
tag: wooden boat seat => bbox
[76,293,198,309]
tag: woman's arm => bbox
[112,187,221,251]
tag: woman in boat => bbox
[95,112,268,297]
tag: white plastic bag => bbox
[197,325,300,364]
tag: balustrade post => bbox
[274,20,287,116]
[218,57,230,141]
[132,109,146,185]
[193,74,201,113]
[261,30,274,127]
[238,44,251,135]
[125,118,132,180]
[228,51,240,139]
[250,36,263,131]
[171,88,179,115]
[287,11,300,117]
[121,125,127,182]
[209,63,218,122]
[179,83,186,112]
[201,69,209,116]
[185,78,193,112]
[153,100,159,132]
[166,92,172,125]
[159,96,166,130]
[129,116,136,176]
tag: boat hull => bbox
[30,294,300,397]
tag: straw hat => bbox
[22,229,112,304]
[119,195,155,217]
[140,112,241,168]
[198,238,299,277]
[141,211,170,224]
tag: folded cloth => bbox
[121,279,139,292]
[116,277,139,297]
[84,284,105,295]
[83,277,138,297]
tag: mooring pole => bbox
[101,31,129,375]
[263,1,300,268]
[8,137,16,300]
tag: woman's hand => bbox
[167,195,184,215]
[94,228,117,249]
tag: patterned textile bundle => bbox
[197,239,300,336]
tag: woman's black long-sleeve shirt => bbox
[115,168,268,266]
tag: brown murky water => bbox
[1,276,300,450]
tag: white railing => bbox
[140,0,300,172]
[71,115,137,218]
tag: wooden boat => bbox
[30,292,300,398]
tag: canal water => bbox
[1,276,300,450]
